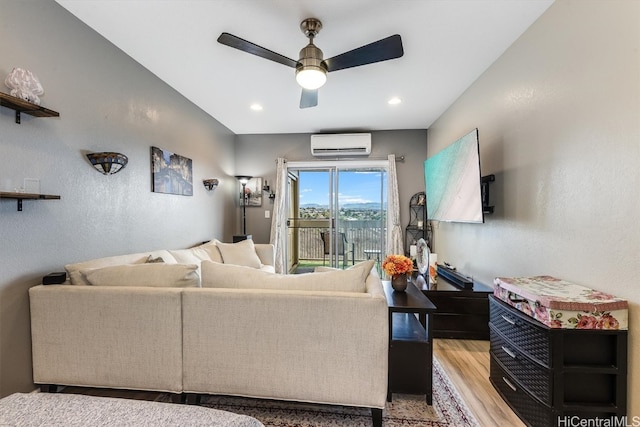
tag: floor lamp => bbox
[234,175,252,241]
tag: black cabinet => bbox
[405,192,429,255]
[416,273,491,339]
[489,296,627,427]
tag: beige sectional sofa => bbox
[29,239,388,425]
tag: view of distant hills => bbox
[301,202,385,210]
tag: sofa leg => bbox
[40,384,59,393]
[371,408,383,427]
[170,393,186,404]
[185,393,201,405]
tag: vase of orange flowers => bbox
[382,254,414,292]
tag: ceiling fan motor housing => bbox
[296,42,327,89]
[297,43,326,72]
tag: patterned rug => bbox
[176,357,479,426]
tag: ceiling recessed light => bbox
[250,103,263,111]
[388,97,402,105]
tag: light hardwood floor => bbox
[434,338,525,427]
[61,338,524,426]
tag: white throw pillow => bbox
[65,250,177,286]
[314,260,375,283]
[194,240,223,263]
[169,246,215,264]
[214,239,262,269]
[201,261,366,293]
[81,263,200,288]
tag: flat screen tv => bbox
[424,128,484,223]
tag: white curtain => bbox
[269,157,288,274]
[386,154,404,255]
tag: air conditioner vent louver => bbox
[313,147,369,154]
[310,133,371,157]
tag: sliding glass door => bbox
[286,161,387,273]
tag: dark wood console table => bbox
[414,273,492,339]
[383,280,436,404]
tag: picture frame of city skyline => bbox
[151,146,193,196]
[240,177,262,207]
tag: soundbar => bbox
[437,264,474,290]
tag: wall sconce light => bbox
[263,180,276,199]
[86,152,128,175]
[203,178,219,191]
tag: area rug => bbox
[177,357,479,426]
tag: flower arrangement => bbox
[382,254,414,278]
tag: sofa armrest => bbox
[254,244,275,267]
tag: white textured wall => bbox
[427,0,639,416]
[0,0,236,396]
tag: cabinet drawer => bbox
[490,355,552,427]
[490,325,552,405]
[489,297,550,366]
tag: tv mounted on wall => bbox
[424,128,485,223]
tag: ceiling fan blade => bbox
[300,89,318,109]
[324,34,403,72]
[217,32,298,68]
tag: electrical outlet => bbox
[265,210,270,219]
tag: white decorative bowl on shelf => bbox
[5,67,44,105]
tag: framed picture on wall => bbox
[240,177,262,207]
[151,146,193,196]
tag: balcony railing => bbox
[291,219,386,264]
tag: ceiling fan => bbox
[217,18,403,109]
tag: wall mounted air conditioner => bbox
[310,133,372,157]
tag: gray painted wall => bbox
[0,0,237,396]
[234,130,428,244]
[427,0,639,415]
[3,0,637,415]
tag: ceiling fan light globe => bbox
[296,67,327,90]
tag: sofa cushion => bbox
[65,250,178,286]
[315,260,376,283]
[201,261,367,293]
[213,239,262,269]
[81,263,200,288]
[259,265,276,274]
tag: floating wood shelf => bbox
[0,92,59,124]
[0,192,61,211]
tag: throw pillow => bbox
[314,259,375,283]
[169,246,216,265]
[194,240,223,263]
[201,261,367,293]
[146,255,165,263]
[81,263,200,288]
[213,239,262,269]
[65,250,178,286]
